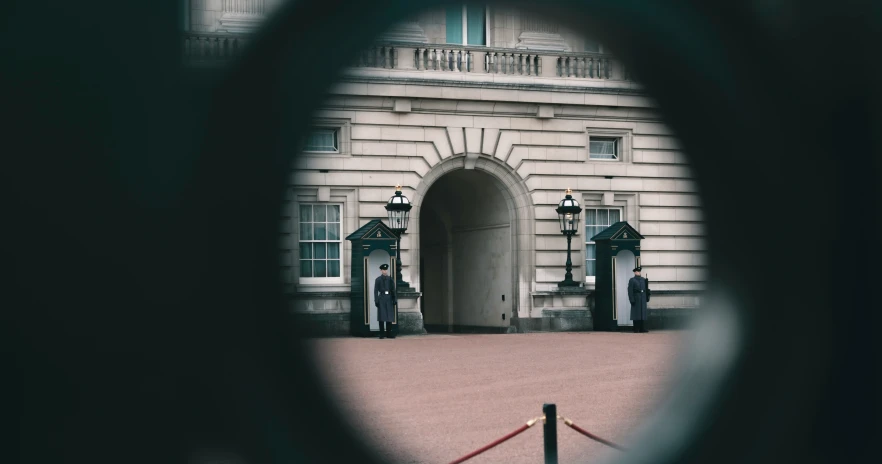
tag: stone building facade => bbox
[183,0,706,335]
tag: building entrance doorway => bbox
[419,170,513,333]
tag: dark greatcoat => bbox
[628,276,648,321]
[374,274,397,323]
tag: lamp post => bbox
[385,185,413,290]
[556,188,582,287]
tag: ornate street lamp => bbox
[556,188,582,287]
[385,185,413,290]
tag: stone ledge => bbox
[335,74,645,96]
[649,290,706,295]
[290,292,351,299]
[541,309,592,318]
[514,314,593,332]
[396,290,422,298]
[531,287,592,295]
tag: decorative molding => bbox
[335,75,647,97]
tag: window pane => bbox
[314,205,327,222]
[315,243,327,259]
[586,260,596,277]
[589,225,605,239]
[328,243,340,259]
[584,209,597,226]
[314,223,327,240]
[589,139,617,159]
[328,260,340,278]
[590,140,616,154]
[466,4,485,45]
[610,209,621,223]
[586,244,596,260]
[327,223,340,240]
[300,260,313,277]
[328,205,340,223]
[597,209,608,225]
[300,223,313,240]
[300,205,312,222]
[305,129,337,152]
[445,4,463,44]
[314,260,327,278]
[299,243,313,259]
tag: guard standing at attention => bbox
[374,263,397,339]
[628,267,649,333]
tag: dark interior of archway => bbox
[420,170,514,333]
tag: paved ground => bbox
[307,331,686,463]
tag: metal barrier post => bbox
[543,403,558,464]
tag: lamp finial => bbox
[565,188,572,195]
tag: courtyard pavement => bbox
[306,331,686,464]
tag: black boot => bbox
[633,322,639,333]
[379,322,386,339]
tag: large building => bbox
[184,0,706,335]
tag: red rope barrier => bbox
[447,416,542,464]
[560,416,627,451]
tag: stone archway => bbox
[408,156,535,331]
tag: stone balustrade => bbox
[183,32,249,63]
[182,33,628,80]
[353,45,398,69]
[556,53,613,79]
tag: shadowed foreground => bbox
[308,331,685,463]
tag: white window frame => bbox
[585,128,633,163]
[448,3,487,45]
[298,202,345,285]
[303,128,340,154]
[301,118,351,157]
[584,207,623,283]
[589,137,619,161]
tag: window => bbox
[445,4,486,45]
[589,137,618,160]
[299,204,342,281]
[585,208,622,280]
[304,129,338,153]
[585,128,632,163]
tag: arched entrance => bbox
[419,169,514,333]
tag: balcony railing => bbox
[183,32,628,80]
[183,32,250,63]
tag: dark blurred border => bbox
[2,1,879,463]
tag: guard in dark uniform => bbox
[374,263,397,339]
[628,267,649,333]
